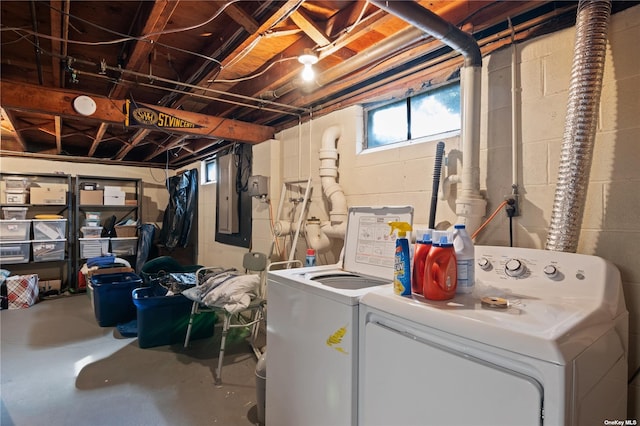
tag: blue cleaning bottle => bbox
[388,221,413,296]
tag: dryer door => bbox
[359,321,543,426]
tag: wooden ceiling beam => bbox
[54,116,62,154]
[109,1,180,99]
[171,0,302,110]
[225,4,260,34]
[1,81,274,144]
[116,129,150,160]
[290,8,331,47]
[88,122,109,157]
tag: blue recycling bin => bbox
[90,272,143,327]
[132,285,216,349]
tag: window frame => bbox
[202,157,217,185]
[364,80,461,151]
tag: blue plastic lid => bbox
[454,224,466,229]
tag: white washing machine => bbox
[266,206,412,426]
[358,245,628,426]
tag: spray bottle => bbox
[424,231,457,300]
[412,230,432,296]
[388,221,412,296]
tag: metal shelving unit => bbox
[0,172,72,293]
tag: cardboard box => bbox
[80,190,103,205]
[104,195,125,205]
[39,279,62,293]
[103,186,124,196]
[30,187,66,205]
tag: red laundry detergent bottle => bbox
[411,230,432,296]
[423,231,457,301]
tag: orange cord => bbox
[471,200,509,240]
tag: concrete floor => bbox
[1,293,262,426]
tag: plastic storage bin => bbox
[90,272,143,327]
[0,220,31,241]
[79,237,109,258]
[85,211,101,220]
[4,176,29,190]
[32,239,65,262]
[132,285,216,348]
[110,237,137,256]
[5,189,28,204]
[0,240,30,263]
[2,207,28,220]
[32,219,67,240]
[81,226,103,238]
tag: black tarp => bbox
[135,223,157,274]
[159,169,198,250]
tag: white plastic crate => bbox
[110,237,138,256]
[2,207,28,220]
[79,238,109,258]
[32,239,66,262]
[0,220,31,241]
[0,240,30,263]
[32,219,67,240]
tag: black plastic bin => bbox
[90,272,143,327]
[132,285,216,349]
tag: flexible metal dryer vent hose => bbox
[545,0,611,253]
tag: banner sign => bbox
[125,100,203,129]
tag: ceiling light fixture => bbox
[298,49,318,82]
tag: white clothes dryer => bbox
[358,245,628,426]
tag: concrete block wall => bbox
[262,4,640,417]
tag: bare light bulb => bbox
[301,64,315,82]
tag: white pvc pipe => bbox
[306,125,348,251]
[455,66,486,233]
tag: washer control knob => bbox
[478,257,491,271]
[543,265,559,279]
[505,259,525,277]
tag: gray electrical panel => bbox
[218,153,239,234]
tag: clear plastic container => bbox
[32,239,66,262]
[0,219,31,241]
[85,211,102,221]
[110,237,138,256]
[0,240,30,263]
[2,207,28,220]
[32,219,67,240]
[81,226,103,238]
[79,237,109,258]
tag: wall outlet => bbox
[504,194,520,217]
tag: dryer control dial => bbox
[505,259,525,277]
[478,257,491,271]
[543,265,559,279]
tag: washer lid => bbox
[341,205,413,279]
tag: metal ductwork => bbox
[545,0,612,253]
[369,0,486,233]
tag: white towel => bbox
[202,274,260,313]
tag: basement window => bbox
[202,158,217,184]
[365,81,461,150]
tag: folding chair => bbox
[183,252,267,384]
